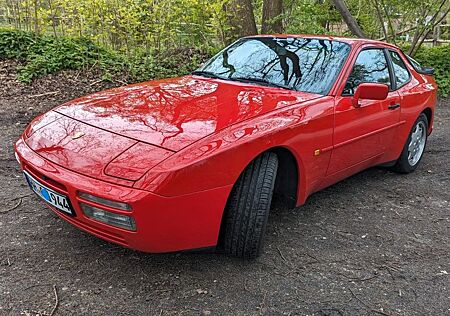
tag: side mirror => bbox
[352,83,389,108]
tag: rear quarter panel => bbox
[386,58,437,162]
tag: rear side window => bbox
[406,55,434,75]
[389,51,411,88]
[407,55,424,72]
[343,49,390,95]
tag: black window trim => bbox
[383,48,395,91]
[341,46,393,97]
[385,48,412,91]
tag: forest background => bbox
[0,0,449,95]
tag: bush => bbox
[0,28,36,59]
[0,28,212,83]
[6,28,446,98]
[127,47,213,83]
[0,28,124,82]
[414,45,450,97]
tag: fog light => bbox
[78,192,132,211]
[80,203,136,231]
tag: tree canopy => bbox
[0,0,449,95]
[0,0,448,56]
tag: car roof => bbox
[244,34,399,49]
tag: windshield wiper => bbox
[230,76,295,91]
[192,72,296,91]
[191,70,224,80]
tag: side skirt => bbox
[377,160,397,168]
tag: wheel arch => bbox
[224,145,301,211]
[422,107,433,134]
[268,147,299,209]
[217,146,301,252]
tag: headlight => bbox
[78,192,132,211]
[80,203,136,231]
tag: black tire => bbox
[391,113,428,173]
[219,152,278,259]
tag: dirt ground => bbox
[0,59,449,316]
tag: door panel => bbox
[327,47,401,176]
[327,92,401,174]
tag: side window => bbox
[389,51,411,88]
[343,49,390,95]
[407,55,423,72]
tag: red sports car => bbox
[15,35,437,258]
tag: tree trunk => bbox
[261,0,283,34]
[372,0,388,41]
[381,0,397,45]
[224,0,257,43]
[33,0,40,34]
[331,0,365,38]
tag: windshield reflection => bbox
[198,37,351,95]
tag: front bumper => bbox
[15,137,232,253]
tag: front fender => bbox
[134,96,334,200]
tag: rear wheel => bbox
[219,152,278,259]
[392,113,428,173]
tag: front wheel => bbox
[219,152,278,259]
[392,113,428,173]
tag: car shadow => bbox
[47,165,397,270]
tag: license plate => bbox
[24,171,74,216]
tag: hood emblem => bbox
[71,131,85,140]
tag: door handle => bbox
[388,103,400,110]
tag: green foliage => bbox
[0,28,211,83]
[127,47,212,82]
[1,0,449,95]
[0,28,36,59]
[0,28,123,82]
[0,0,226,53]
[2,27,448,98]
[282,0,341,35]
[415,45,450,97]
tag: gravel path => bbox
[1,60,449,316]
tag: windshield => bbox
[196,37,351,95]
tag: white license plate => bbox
[24,171,74,216]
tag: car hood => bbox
[54,75,322,152]
[24,113,173,184]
